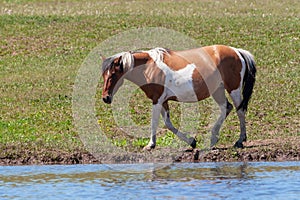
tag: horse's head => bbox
[101,52,134,104]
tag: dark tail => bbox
[236,49,257,112]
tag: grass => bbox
[0,0,299,162]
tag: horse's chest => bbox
[164,64,198,102]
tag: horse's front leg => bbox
[161,102,197,148]
[143,103,162,151]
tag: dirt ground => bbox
[0,138,299,165]
[178,138,300,162]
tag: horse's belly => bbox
[168,83,198,102]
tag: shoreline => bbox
[1,139,299,166]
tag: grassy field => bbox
[0,0,299,163]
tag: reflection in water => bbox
[151,162,251,181]
[0,162,299,199]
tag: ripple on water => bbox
[0,162,299,199]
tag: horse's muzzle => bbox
[103,95,112,104]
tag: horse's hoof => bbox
[189,138,197,149]
[143,144,155,151]
[234,141,244,148]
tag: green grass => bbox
[0,0,299,159]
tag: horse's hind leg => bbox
[229,89,247,148]
[211,84,228,147]
[161,102,196,148]
[226,99,233,117]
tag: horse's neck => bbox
[133,52,149,67]
[125,52,165,87]
[124,52,149,87]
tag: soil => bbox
[0,138,299,165]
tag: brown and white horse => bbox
[101,45,256,150]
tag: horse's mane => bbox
[102,48,168,74]
[146,47,169,62]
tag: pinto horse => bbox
[101,45,256,150]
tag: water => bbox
[1,162,299,199]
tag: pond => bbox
[1,162,299,199]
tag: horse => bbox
[101,45,256,150]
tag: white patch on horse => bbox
[231,47,246,88]
[229,47,246,106]
[147,48,198,102]
[165,64,198,102]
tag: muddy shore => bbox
[1,138,299,165]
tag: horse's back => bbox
[173,45,244,94]
[174,45,237,65]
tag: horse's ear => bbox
[99,53,106,61]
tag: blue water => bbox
[1,162,299,199]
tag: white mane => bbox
[102,48,168,74]
[102,51,134,73]
[146,47,168,62]
[121,52,134,71]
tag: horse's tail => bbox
[236,49,257,112]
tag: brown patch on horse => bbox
[140,84,165,104]
[214,45,242,93]
[163,51,191,71]
[191,69,211,100]
[133,52,150,68]
[129,52,165,104]
[194,45,242,94]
